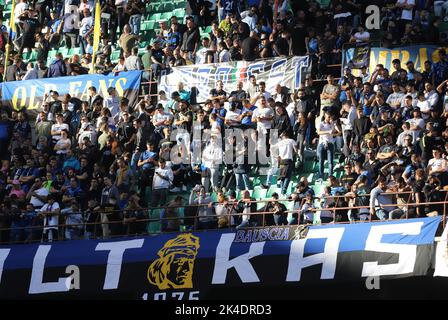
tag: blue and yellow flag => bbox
[3,0,16,81]
[91,0,101,74]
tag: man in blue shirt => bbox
[63,149,81,174]
[137,142,158,198]
[211,99,227,127]
[239,98,257,130]
[432,49,448,87]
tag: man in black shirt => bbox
[181,16,200,60]
[209,80,227,101]
[273,30,290,57]
[229,38,242,61]
[18,11,40,54]
[117,111,136,153]
[241,31,259,62]
[228,81,247,109]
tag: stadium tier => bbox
[0,0,448,300]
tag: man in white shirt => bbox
[103,87,120,122]
[386,82,405,110]
[195,37,211,65]
[79,8,93,54]
[416,92,431,120]
[245,75,259,99]
[316,112,341,182]
[424,82,439,108]
[351,25,370,43]
[39,194,60,242]
[151,159,174,208]
[406,108,425,141]
[202,135,223,192]
[276,131,297,195]
[250,81,271,105]
[252,97,273,135]
[428,148,448,184]
[27,178,49,210]
[396,0,415,21]
[240,6,258,31]
[14,0,29,39]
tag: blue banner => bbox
[0,217,440,299]
[0,70,142,112]
[343,44,448,76]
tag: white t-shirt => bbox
[253,107,273,133]
[195,47,209,65]
[40,202,60,229]
[14,2,29,19]
[219,49,231,63]
[425,90,439,107]
[30,187,49,208]
[202,142,223,168]
[51,123,70,141]
[79,16,93,37]
[417,100,431,120]
[54,137,71,154]
[318,121,335,144]
[153,112,172,127]
[277,138,296,160]
[407,117,425,141]
[153,167,174,189]
[397,0,415,20]
[386,92,405,108]
[354,31,370,42]
[225,109,241,125]
[428,158,448,173]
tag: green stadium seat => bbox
[141,21,150,31]
[163,3,174,12]
[147,20,155,30]
[148,209,161,234]
[110,50,121,62]
[161,12,172,21]
[148,13,161,21]
[252,187,267,200]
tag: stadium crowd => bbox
[0,0,448,243]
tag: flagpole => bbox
[91,0,101,74]
[3,0,16,82]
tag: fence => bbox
[0,190,446,245]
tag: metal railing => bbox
[0,190,446,244]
